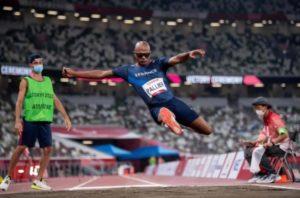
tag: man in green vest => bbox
[0,54,72,191]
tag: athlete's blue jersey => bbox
[112,57,174,106]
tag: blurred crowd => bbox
[1,23,299,76]
[1,95,299,157]
[66,0,299,14]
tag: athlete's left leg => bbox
[32,146,52,190]
[167,97,213,135]
[158,107,183,135]
[188,116,213,135]
[37,146,52,180]
[37,123,52,180]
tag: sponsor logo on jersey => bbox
[135,69,157,77]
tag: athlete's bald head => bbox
[134,41,151,53]
[133,41,151,66]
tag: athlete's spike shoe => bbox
[0,176,11,191]
[159,107,183,135]
[31,179,52,191]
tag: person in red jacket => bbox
[243,97,290,183]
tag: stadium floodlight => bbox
[47,10,58,15]
[102,18,108,23]
[167,21,177,26]
[212,83,222,88]
[177,18,183,23]
[91,14,101,19]
[253,23,263,27]
[89,81,97,86]
[3,6,13,11]
[170,83,180,87]
[57,15,66,20]
[101,79,108,83]
[14,11,21,16]
[134,16,142,21]
[80,17,90,22]
[82,140,93,145]
[34,13,45,18]
[124,19,134,24]
[108,81,116,86]
[145,20,152,25]
[210,22,220,27]
[60,78,69,83]
[74,12,79,17]
[254,83,264,87]
[184,81,192,85]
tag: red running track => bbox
[1,174,300,195]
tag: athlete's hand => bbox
[62,67,76,78]
[189,49,205,59]
[64,117,72,131]
[15,121,23,135]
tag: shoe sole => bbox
[159,107,183,135]
[256,181,275,184]
[31,184,51,191]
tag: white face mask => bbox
[33,64,43,73]
[255,110,265,119]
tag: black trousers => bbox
[244,145,286,174]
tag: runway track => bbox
[0,175,299,198]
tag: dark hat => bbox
[252,97,272,108]
[27,53,42,64]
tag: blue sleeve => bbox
[157,57,171,72]
[112,65,129,81]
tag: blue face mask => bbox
[33,65,43,73]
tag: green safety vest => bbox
[23,76,54,122]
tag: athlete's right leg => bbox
[8,120,36,177]
[7,145,27,177]
[0,145,27,191]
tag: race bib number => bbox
[142,78,167,98]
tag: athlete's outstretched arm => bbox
[62,67,114,79]
[168,49,205,66]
